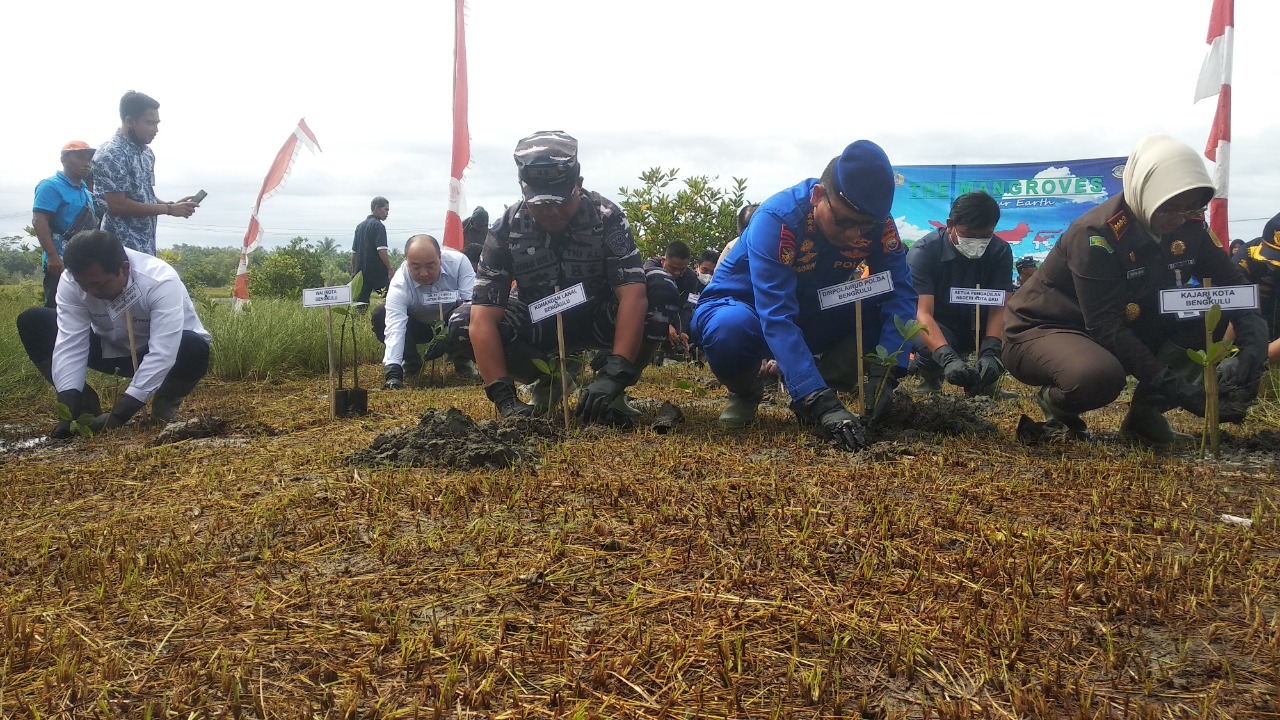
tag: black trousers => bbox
[16,307,211,396]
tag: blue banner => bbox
[891,157,1127,266]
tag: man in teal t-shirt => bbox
[33,141,98,308]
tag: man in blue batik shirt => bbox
[692,140,917,451]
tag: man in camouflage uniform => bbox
[450,131,680,422]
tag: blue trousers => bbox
[693,297,889,398]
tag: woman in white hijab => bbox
[1001,135,1270,444]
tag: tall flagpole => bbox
[1195,0,1233,252]
[443,0,470,251]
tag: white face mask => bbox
[954,232,992,260]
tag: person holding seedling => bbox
[906,191,1015,398]
[1003,135,1270,445]
[375,234,477,389]
[451,131,681,422]
[15,230,211,436]
[691,140,918,451]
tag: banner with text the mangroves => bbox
[890,157,1127,265]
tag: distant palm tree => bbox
[316,237,340,257]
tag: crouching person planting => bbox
[16,229,211,437]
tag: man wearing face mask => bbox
[1003,135,1270,444]
[691,140,917,450]
[906,192,1015,397]
[449,131,681,422]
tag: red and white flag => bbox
[1195,0,1233,252]
[442,0,470,251]
[234,119,322,306]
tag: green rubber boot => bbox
[1035,386,1089,440]
[718,371,765,429]
[150,392,186,424]
[913,369,944,396]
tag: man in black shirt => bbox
[352,196,392,305]
[906,192,1014,397]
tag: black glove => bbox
[484,377,534,418]
[51,389,83,439]
[1149,366,1206,417]
[865,366,898,422]
[933,345,977,389]
[88,394,146,433]
[423,335,450,361]
[383,364,404,390]
[974,337,1005,388]
[575,354,640,423]
[1218,313,1269,387]
[790,388,869,451]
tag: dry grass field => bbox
[1,363,1277,719]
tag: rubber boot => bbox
[1121,384,1195,447]
[530,357,582,414]
[36,360,102,415]
[450,356,481,381]
[1035,386,1089,440]
[816,335,859,393]
[150,373,203,425]
[402,350,423,378]
[718,370,765,428]
[914,368,944,395]
[150,393,185,424]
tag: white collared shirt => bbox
[53,249,211,402]
[382,247,475,365]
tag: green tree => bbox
[246,237,324,299]
[618,168,749,260]
[0,234,42,283]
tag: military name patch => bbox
[779,225,796,266]
[1089,235,1115,254]
[1107,211,1130,240]
[880,218,903,253]
[1126,268,1146,280]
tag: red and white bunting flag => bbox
[1195,0,1233,252]
[234,119,322,306]
[442,0,470,251]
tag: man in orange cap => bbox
[32,141,99,307]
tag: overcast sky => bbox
[3,0,1277,253]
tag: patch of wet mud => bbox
[873,393,999,437]
[351,408,561,470]
[151,417,231,446]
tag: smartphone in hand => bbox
[192,190,208,205]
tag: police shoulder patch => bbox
[880,218,903,254]
[1106,211,1130,241]
[1088,235,1115,254]
[779,225,796,266]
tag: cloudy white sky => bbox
[3,0,1277,252]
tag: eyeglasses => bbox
[824,196,880,234]
[1153,204,1208,220]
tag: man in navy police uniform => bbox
[691,140,917,451]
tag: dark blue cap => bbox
[831,140,894,220]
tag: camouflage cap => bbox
[514,131,580,205]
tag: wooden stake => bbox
[326,306,337,419]
[124,308,139,375]
[974,283,983,356]
[1203,279,1220,457]
[439,303,447,386]
[855,300,866,415]
[554,286,571,429]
